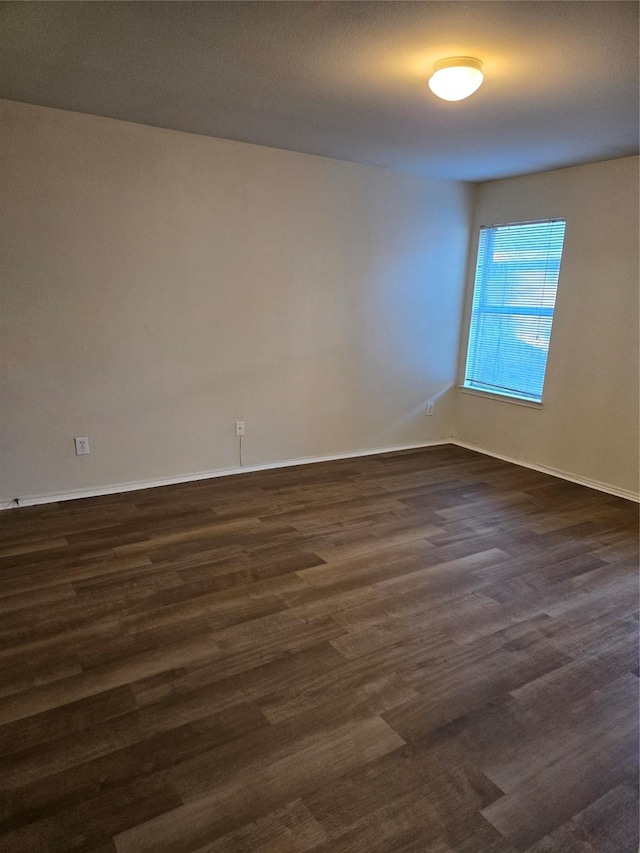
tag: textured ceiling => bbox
[0,1,638,181]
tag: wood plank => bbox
[0,635,221,726]
[481,714,638,849]
[190,800,326,852]
[113,716,404,853]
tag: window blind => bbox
[464,218,566,402]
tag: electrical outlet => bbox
[74,436,90,455]
[235,421,245,436]
[426,402,434,416]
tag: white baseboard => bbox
[451,439,640,503]
[1,438,451,510]
[4,436,636,510]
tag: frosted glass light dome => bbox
[428,57,484,102]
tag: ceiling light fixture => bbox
[428,57,484,102]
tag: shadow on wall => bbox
[378,383,456,439]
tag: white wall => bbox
[0,100,472,504]
[454,157,639,498]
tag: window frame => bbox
[458,217,567,406]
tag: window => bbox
[463,218,566,403]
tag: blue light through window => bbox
[464,219,566,402]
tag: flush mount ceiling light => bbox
[428,57,484,102]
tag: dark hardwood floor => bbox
[0,445,637,853]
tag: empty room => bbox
[0,2,638,851]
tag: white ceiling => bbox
[1,1,638,181]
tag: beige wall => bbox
[454,157,640,497]
[0,100,472,503]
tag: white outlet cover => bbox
[75,436,90,455]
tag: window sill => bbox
[458,386,543,410]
